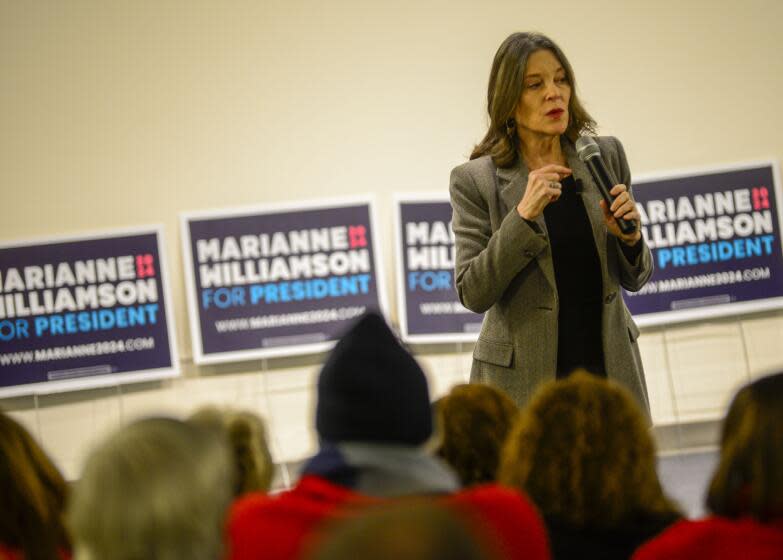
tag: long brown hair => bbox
[498,371,680,527]
[706,371,783,520]
[0,411,70,560]
[471,32,596,168]
[434,384,518,486]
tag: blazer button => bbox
[604,292,616,304]
[524,250,535,258]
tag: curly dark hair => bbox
[706,371,783,520]
[471,32,596,168]
[435,384,519,486]
[498,371,680,527]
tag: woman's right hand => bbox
[516,164,572,220]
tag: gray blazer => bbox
[449,136,652,414]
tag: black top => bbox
[545,514,680,560]
[543,176,605,378]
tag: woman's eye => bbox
[556,76,568,84]
[526,82,542,89]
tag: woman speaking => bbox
[450,32,652,413]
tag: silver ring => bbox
[550,181,561,190]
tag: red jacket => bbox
[0,545,70,560]
[226,475,550,560]
[0,546,20,560]
[633,516,783,560]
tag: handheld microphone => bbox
[575,136,637,234]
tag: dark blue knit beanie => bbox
[315,312,432,445]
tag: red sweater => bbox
[0,545,70,560]
[226,475,550,560]
[633,516,783,560]
[0,546,20,560]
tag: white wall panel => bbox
[2,0,783,479]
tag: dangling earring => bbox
[505,118,516,136]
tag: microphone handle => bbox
[584,157,637,235]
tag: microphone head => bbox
[575,136,601,161]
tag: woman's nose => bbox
[545,81,562,100]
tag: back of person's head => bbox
[304,501,497,560]
[706,371,783,521]
[0,411,69,560]
[498,371,680,527]
[315,311,432,446]
[434,384,519,486]
[68,417,233,560]
[189,406,274,495]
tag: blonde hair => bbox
[189,406,274,494]
[69,417,233,560]
[498,371,680,526]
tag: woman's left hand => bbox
[600,184,643,246]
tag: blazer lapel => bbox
[497,163,526,214]
[496,161,551,235]
[496,159,557,292]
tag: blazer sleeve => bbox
[610,136,654,292]
[449,162,548,314]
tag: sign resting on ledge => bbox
[0,227,179,398]
[394,194,483,344]
[624,160,783,327]
[181,197,388,364]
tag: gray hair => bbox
[69,417,233,560]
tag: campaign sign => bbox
[181,198,387,364]
[394,195,483,343]
[0,228,179,398]
[624,161,783,326]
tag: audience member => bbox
[68,417,233,560]
[499,370,681,560]
[227,312,550,560]
[304,501,498,560]
[634,371,783,559]
[434,383,518,486]
[0,411,70,560]
[189,406,274,495]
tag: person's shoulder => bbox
[449,483,546,533]
[592,135,624,156]
[633,516,783,559]
[450,155,496,190]
[228,489,278,531]
[452,155,496,178]
[627,517,693,559]
[452,154,494,173]
[588,135,629,177]
[230,476,367,519]
[226,477,374,560]
[447,484,549,560]
[449,482,536,510]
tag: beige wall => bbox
[2,0,783,478]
